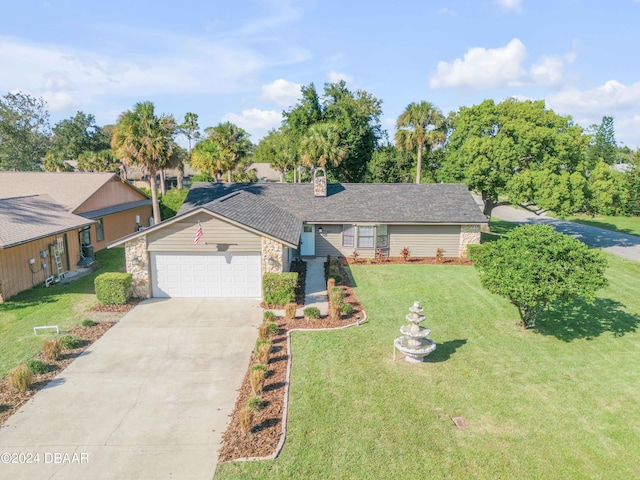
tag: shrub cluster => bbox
[59,335,82,350]
[27,359,49,375]
[262,272,298,306]
[82,319,96,327]
[95,272,132,305]
[8,364,33,392]
[304,306,320,320]
[43,338,62,361]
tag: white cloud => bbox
[430,39,575,90]
[495,0,523,12]
[261,79,301,107]
[546,80,640,147]
[222,109,282,140]
[328,71,354,84]
[430,39,527,89]
[0,35,266,112]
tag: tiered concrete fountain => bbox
[394,301,436,363]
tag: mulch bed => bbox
[218,260,364,462]
[0,321,116,426]
[348,256,473,266]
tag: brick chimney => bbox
[314,167,327,197]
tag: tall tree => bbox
[111,101,176,224]
[45,111,111,171]
[442,98,588,217]
[365,145,418,183]
[395,101,445,184]
[0,92,51,170]
[254,128,295,182]
[203,122,252,182]
[321,81,382,182]
[588,116,617,165]
[177,112,200,188]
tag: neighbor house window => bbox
[357,226,375,248]
[96,218,104,242]
[376,224,388,248]
[342,225,354,247]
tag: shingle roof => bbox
[203,191,302,246]
[0,195,94,248]
[180,182,488,224]
[0,172,117,212]
[77,199,152,219]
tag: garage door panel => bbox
[151,253,262,298]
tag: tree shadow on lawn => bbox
[425,339,467,363]
[535,297,639,342]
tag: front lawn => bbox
[0,248,125,378]
[216,255,640,479]
[566,214,640,237]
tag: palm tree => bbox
[300,123,348,171]
[177,112,200,188]
[190,137,228,181]
[395,101,445,184]
[204,122,252,182]
[112,101,176,224]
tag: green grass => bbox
[0,248,125,379]
[217,255,640,479]
[566,214,640,237]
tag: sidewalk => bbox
[270,258,329,317]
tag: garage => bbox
[151,253,261,298]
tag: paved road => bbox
[489,202,640,262]
[0,298,262,479]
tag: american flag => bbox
[194,222,203,245]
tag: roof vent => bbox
[314,167,327,197]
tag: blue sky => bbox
[2,0,640,149]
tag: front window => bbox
[376,225,388,248]
[342,225,354,247]
[96,218,104,242]
[357,226,375,248]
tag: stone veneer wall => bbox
[459,224,481,258]
[262,237,284,273]
[125,236,151,298]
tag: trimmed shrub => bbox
[304,307,320,320]
[329,274,342,285]
[59,334,82,350]
[95,272,132,305]
[27,359,49,375]
[329,287,344,306]
[258,323,269,339]
[250,368,266,395]
[8,364,33,392]
[43,338,62,361]
[257,342,271,364]
[262,272,298,306]
[255,338,273,354]
[263,310,277,322]
[251,363,267,373]
[466,243,483,261]
[247,395,263,412]
[436,248,445,263]
[340,303,353,316]
[330,303,341,320]
[266,322,279,336]
[284,302,297,320]
[82,319,96,327]
[327,277,336,292]
[239,407,254,435]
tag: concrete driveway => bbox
[0,298,261,479]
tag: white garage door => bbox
[151,253,261,298]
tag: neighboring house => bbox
[0,172,152,300]
[109,169,486,299]
[246,162,282,182]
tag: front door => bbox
[300,225,315,256]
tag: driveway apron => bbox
[0,298,261,479]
